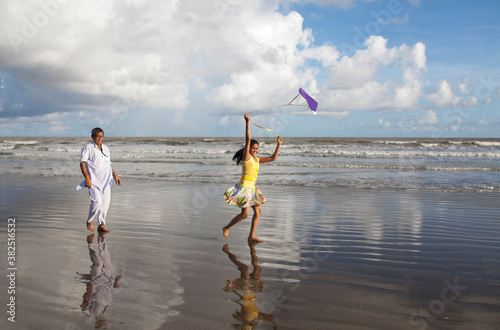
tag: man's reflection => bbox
[78,233,121,328]
[222,243,278,329]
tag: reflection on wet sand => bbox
[222,243,278,329]
[77,233,121,329]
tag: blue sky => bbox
[0,0,499,137]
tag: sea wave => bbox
[473,141,500,147]
[1,136,499,192]
[202,161,500,172]
[2,140,39,145]
[283,149,500,158]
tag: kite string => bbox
[248,117,283,143]
[287,93,300,105]
[248,117,278,137]
[246,93,307,141]
[247,104,288,114]
[247,93,303,114]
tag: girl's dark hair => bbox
[232,139,259,165]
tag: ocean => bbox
[1,136,499,192]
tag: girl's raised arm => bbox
[259,136,282,164]
[243,113,251,161]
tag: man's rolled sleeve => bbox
[81,144,90,163]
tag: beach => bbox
[1,174,499,329]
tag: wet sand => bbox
[0,174,499,329]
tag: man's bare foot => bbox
[87,221,94,232]
[222,244,230,253]
[222,227,229,239]
[98,225,110,233]
[248,236,263,243]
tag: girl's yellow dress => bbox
[223,157,266,208]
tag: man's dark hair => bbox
[91,127,104,138]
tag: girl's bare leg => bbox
[248,241,261,279]
[222,244,249,279]
[248,204,263,243]
[223,207,249,239]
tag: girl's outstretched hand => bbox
[244,113,250,121]
[277,136,283,144]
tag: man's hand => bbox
[113,171,121,185]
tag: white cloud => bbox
[207,8,317,111]
[463,96,478,108]
[478,118,488,126]
[378,117,390,128]
[305,36,427,113]
[458,78,470,94]
[419,110,438,125]
[0,0,195,110]
[426,80,461,108]
[0,111,71,135]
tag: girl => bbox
[223,113,282,243]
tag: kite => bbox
[298,87,318,113]
[247,88,318,139]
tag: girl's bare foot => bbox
[248,236,263,243]
[222,227,229,239]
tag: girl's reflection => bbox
[222,243,278,329]
[78,233,121,329]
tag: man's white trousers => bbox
[87,187,111,226]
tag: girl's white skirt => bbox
[223,184,266,208]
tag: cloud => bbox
[378,117,390,128]
[458,78,470,94]
[206,9,317,110]
[426,80,461,108]
[0,0,494,138]
[303,36,427,113]
[478,118,488,126]
[0,111,72,135]
[1,0,195,112]
[463,96,478,108]
[419,109,438,125]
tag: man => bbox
[77,128,121,233]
